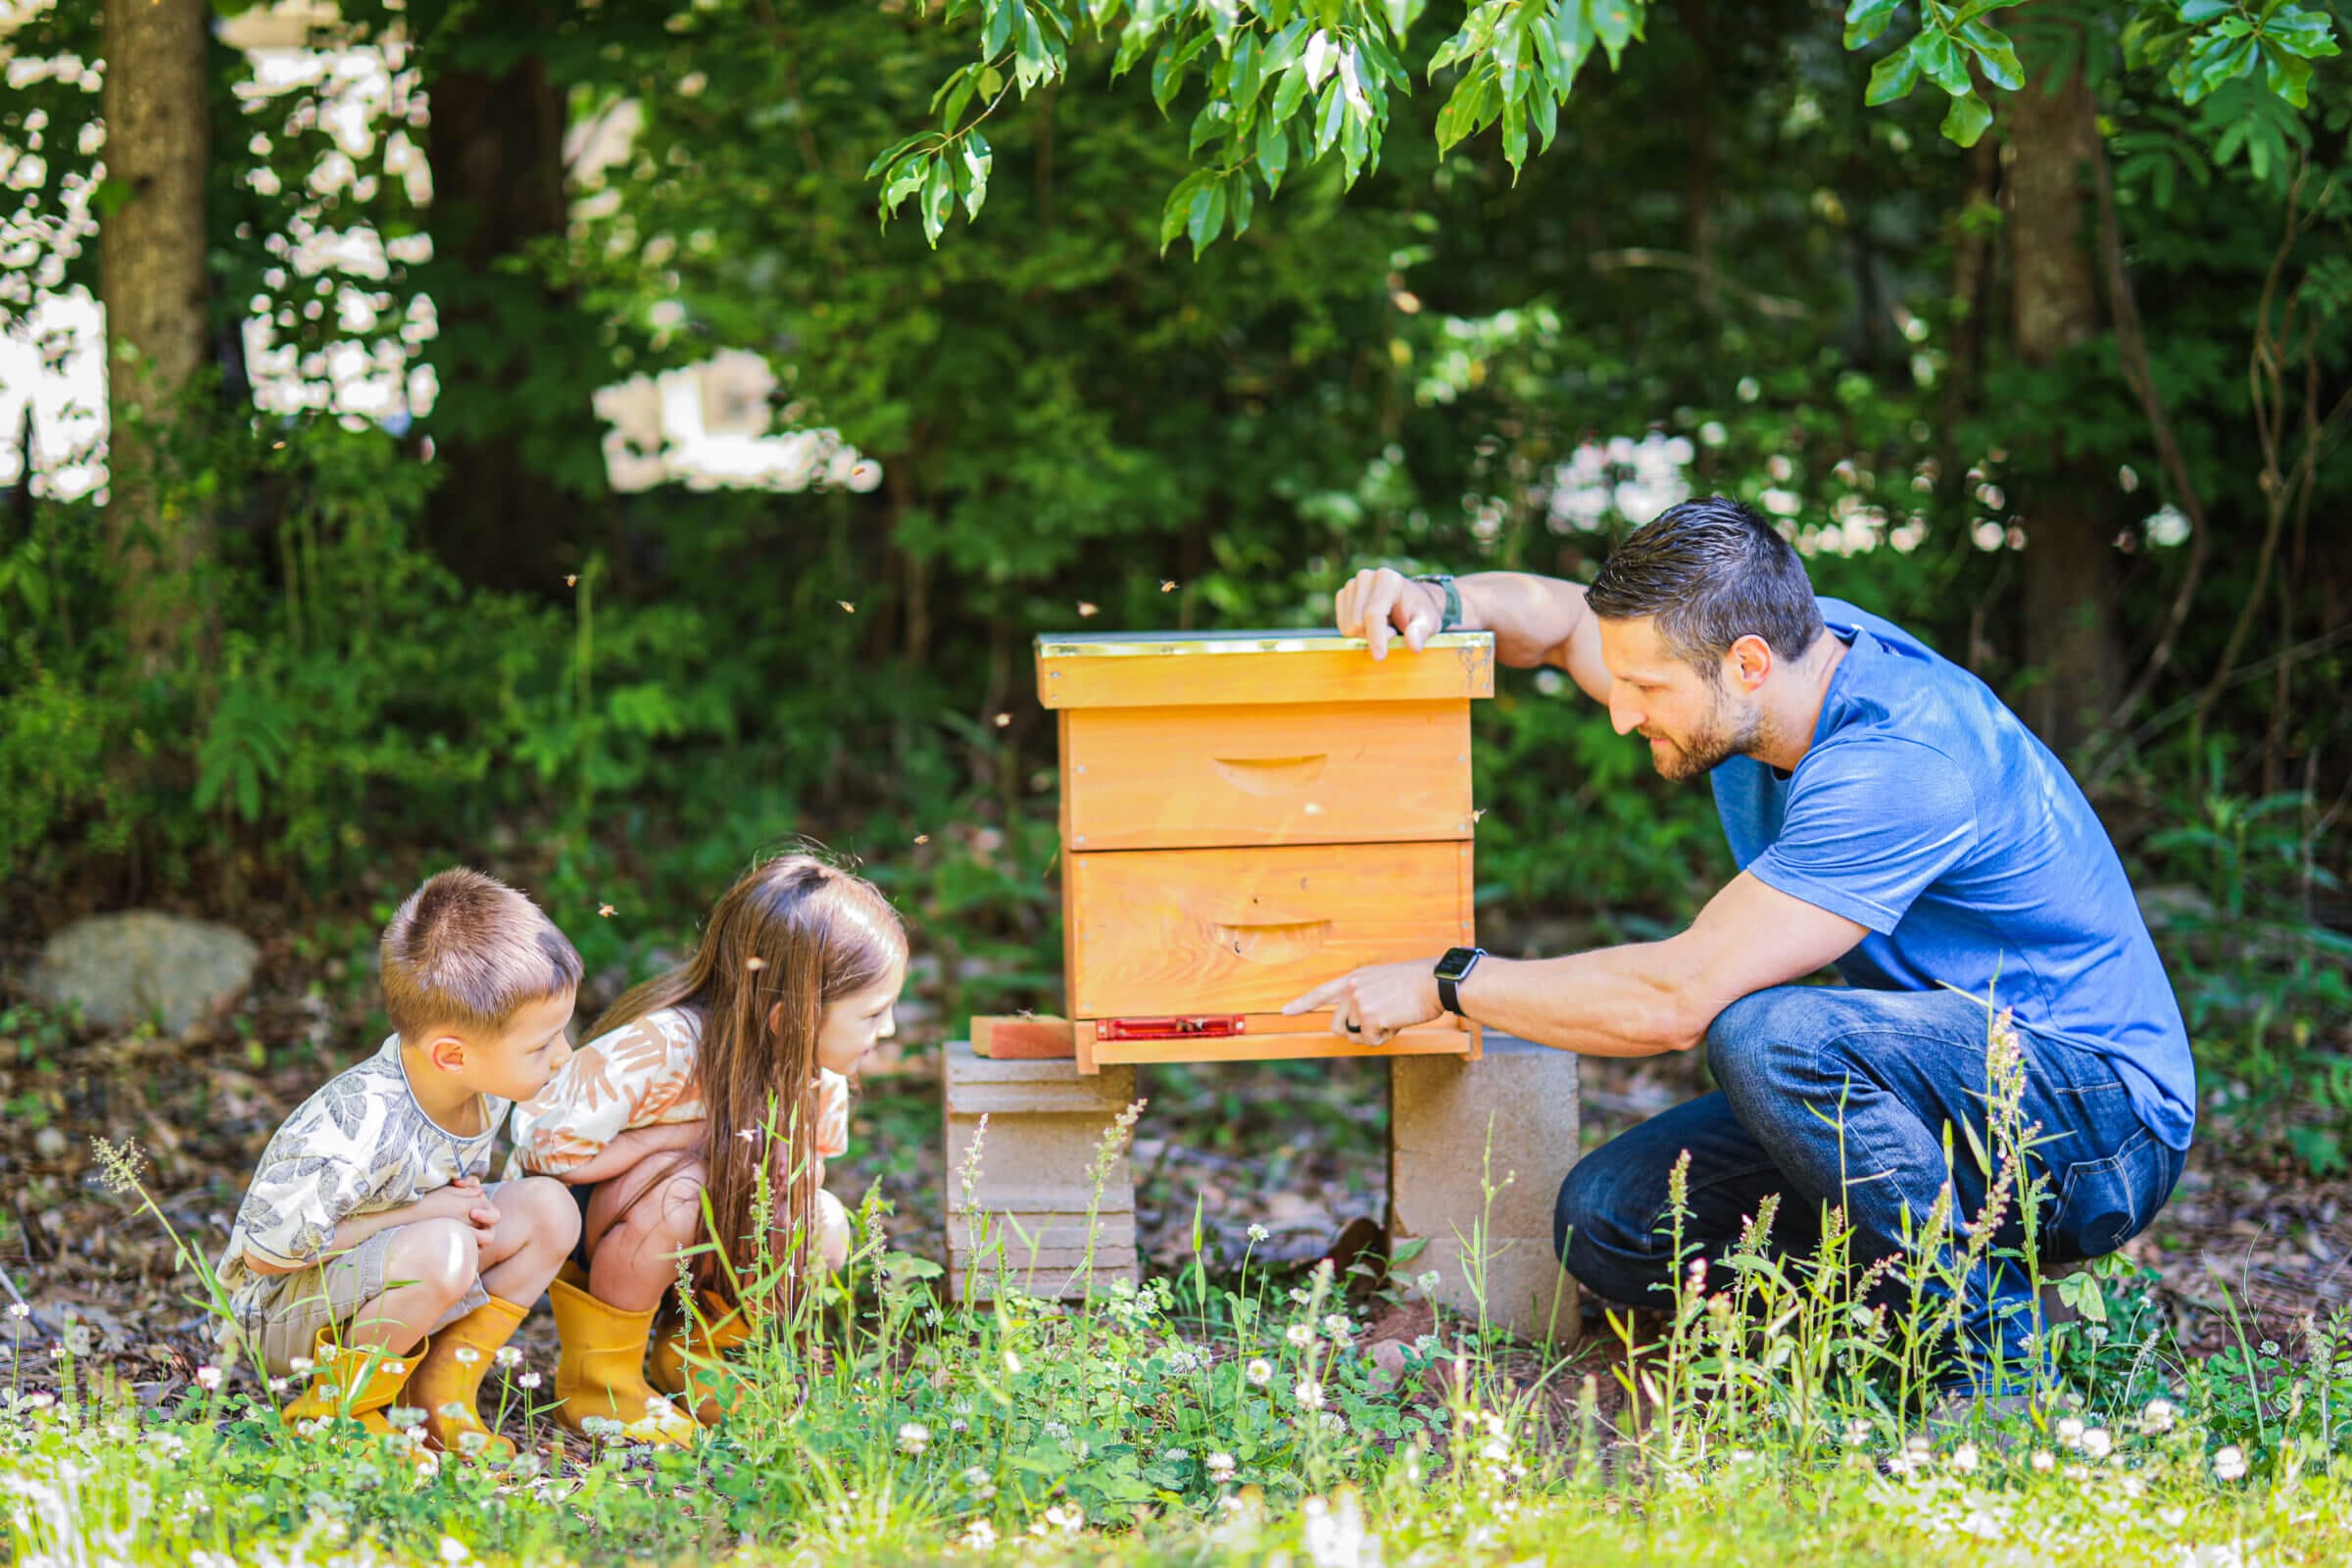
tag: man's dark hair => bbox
[1585,495,1825,674]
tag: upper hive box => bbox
[1036,628,1495,1070]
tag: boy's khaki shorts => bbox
[239,1228,491,1377]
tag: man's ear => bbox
[766,1000,785,1035]
[426,1033,469,1073]
[1728,633,1775,694]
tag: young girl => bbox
[508,853,906,1440]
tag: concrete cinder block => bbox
[944,1040,1139,1302]
[1391,1033,1581,1345]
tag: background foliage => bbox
[0,0,2346,1157]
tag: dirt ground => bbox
[1,928,2342,1429]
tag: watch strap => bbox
[1411,573,1462,633]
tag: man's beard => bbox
[1645,686,1762,781]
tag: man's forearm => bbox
[1455,573,1587,667]
[1454,946,1709,1058]
[1455,573,1612,702]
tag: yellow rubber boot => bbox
[280,1325,420,1441]
[648,1289,758,1426]
[549,1276,697,1446]
[406,1296,528,1462]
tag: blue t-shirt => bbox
[1711,598,2195,1150]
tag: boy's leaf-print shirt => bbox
[217,1038,508,1336]
[508,1005,850,1178]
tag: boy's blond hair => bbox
[380,868,582,1039]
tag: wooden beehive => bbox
[1036,628,1495,1071]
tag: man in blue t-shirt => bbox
[1289,495,2192,1391]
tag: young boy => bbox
[217,867,586,1461]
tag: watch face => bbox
[1435,947,1481,981]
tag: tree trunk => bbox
[418,33,591,592]
[99,0,212,673]
[2003,64,2121,755]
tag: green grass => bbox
[15,1032,2352,1567]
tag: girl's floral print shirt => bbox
[507,1005,850,1177]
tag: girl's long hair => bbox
[588,852,905,1310]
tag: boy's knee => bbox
[390,1217,479,1301]
[510,1176,582,1249]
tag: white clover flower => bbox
[1042,1419,1069,1439]
[1949,1443,1979,1475]
[1247,1358,1274,1387]
[1294,1379,1325,1411]
[2082,1427,2113,1459]
[2214,1446,2247,1482]
[2056,1416,2085,1448]
[195,1365,223,1391]
[288,1355,315,1374]
[268,1377,289,1394]
[516,1372,542,1391]
[2140,1398,2178,1435]
[950,1418,969,1434]
[5,1302,27,1320]
[898,1422,931,1456]
[1207,1451,1237,1482]
[453,1347,481,1365]
[2031,1449,2055,1474]
[1248,1224,1270,1243]
[1481,1438,1509,1463]
[1160,1446,1190,1463]
[2260,1341,2280,1356]
[387,1404,425,1429]
[1414,1269,1442,1296]
[438,1535,470,1564]
[1317,1411,1347,1435]
[438,1402,470,1422]
[1843,1418,1873,1446]
[1286,1323,1315,1348]
[1289,1288,1311,1305]
[383,1360,408,1377]
[1044,1501,1085,1535]
[964,1465,992,1487]
[962,1520,997,1550]
[493,1347,522,1368]
[457,1431,489,1455]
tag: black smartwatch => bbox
[1411,573,1462,632]
[1434,946,1486,1016]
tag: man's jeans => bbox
[1553,985,2185,1386]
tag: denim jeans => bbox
[1553,985,2185,1388]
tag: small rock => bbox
[26,910,259,1034]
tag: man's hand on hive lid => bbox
[1283,960,1444,1046]
[1336,567,1446,662]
